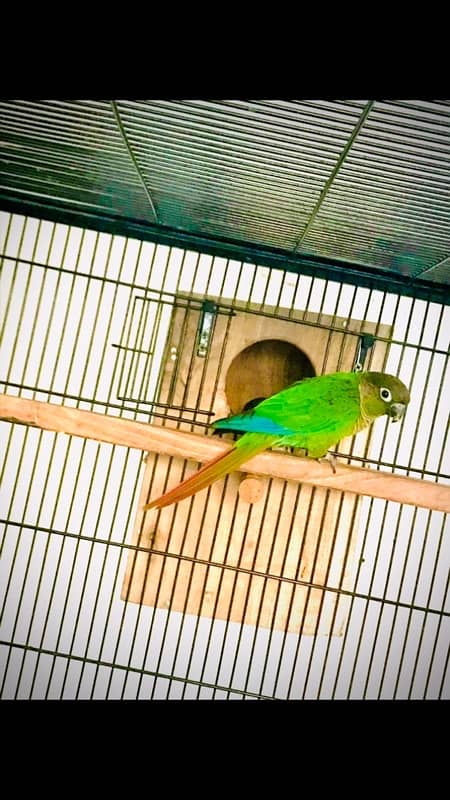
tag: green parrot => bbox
[144,371,410,510]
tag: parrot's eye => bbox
[380,387,392,402]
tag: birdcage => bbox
[0,100,449,700]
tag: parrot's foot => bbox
[316,453,337,474]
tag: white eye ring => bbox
[380,387,392,402]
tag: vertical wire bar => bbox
[435,575,450,699]
[241,293,340,698]
[345,501,391,698]
[321,279,346,340]
[175,304,207,431]
[390,511,434,698]
[268,276,356,692]
[368,505,419,698]
[173,475,245,699]
[256,279,355,698]
[407,513,447,698]
[362,298,434,697]
[164,303,191,414]
[127,280,156,403]
[98,246,171,699]
[47,234,141,695]
[419,378,450,697]
[208,498,267,699]
[315,289,385,695]
[15,226,78,697]
[221,478,277,699]
[189,258,224,430]
[44,234,108,696]
[271,486,318,697]
[343,293,417,697]
[158,300,233,699]
[286,489,331,698]
[315,276,330,329]
[0,219,43,503]
[1,219,58,697]
[191,484,248,699]
[119,316,219,694]
[134,295,162,406]
[318,290,394,694]
[92,238,153,699]
[239,479,292,698]
[138,300,164,409]
[316,498,361,697]
[185,249,203,298]
[350,296,414,696]
[301,496,349,697]
[144,498,225,698]
[115,243,158,407]
[0,215,28,359]
[297,312,357,696]
[43,231,107,697]
[241,261,258,313]
[273,266,292,315]
[286,271,302,320]
[126,295,152,402]
[330,291,403,697]
[128,371,212,690]
[134,262,235,695]
[300,274,315,320]
[49,234,132,698]
[253,483,306,698]
[167,301,193,416]
[422,563,450,697]
[285,291,351,696]
[387,305,447,697]
[175,335,237,699]
[0,216,29,527]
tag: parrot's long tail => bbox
[144,434,275,510]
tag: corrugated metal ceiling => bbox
[0,99,449,292]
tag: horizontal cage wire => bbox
[0,210,449,700]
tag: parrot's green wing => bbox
[214,372,364,457]
[146,371,407,509]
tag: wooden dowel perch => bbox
[1,393,449,514]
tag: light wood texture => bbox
[113,302,447,635]
[124,462,365,635]
[1,392,448,512]
[238,475,266,504]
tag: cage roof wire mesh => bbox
[0,99,449,298]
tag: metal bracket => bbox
[196,301,218,357]
[353,334,375,372]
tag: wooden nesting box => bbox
[122,298,392,635]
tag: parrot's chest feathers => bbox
[352,413,372,435]
[358,383,382,428]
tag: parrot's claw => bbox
[316,454,337,474]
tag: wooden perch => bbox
[1,393,449,514]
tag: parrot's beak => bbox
[389,402,406,422]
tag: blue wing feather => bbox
[213,413,294,436]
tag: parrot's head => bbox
[359,372,410,423]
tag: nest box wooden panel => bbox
[122,300,392,635]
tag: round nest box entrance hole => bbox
[225,339,315,415]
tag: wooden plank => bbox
[1,393,449,513]
[121,305,441,635]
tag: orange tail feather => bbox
[144,435,274,510]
